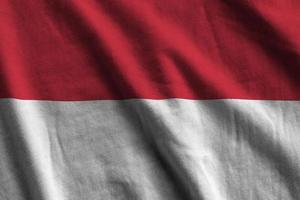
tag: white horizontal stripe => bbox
[0,99,300,200]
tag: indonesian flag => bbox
[1,1,300,200]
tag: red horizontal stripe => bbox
[1,0,300,100]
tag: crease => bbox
[220,0,300,97]
[0,100,65,200]
[0,101,47,200]
[206,100,300,199]
[114,0,250,99]
[128,100,206,200]
[0,103,33,200]
[116,100,199,200]
[202,1,226,65]
[50,110,81,196]
[46,0,249,100]
[44,1,158,99]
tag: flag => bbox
[0,1,300,199]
